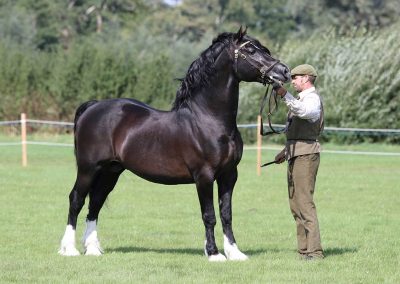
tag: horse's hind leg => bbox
[59,168,95,256]
[217,167,248,261]
[83,166,123,256]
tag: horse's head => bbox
[231,27,290,85]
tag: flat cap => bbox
[291,64,317,77]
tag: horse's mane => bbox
[171,32,234,111]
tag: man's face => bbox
[291,75,307,93]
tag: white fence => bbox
[1,114,399,171]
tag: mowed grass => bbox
[0,139,399,283]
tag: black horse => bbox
[59,27,290,261]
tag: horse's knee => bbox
[202,212,216,227]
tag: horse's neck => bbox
[191,72,239,125]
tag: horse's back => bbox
[74,99,160,163]
[76,98,162,129]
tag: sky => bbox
[163,0,182,6]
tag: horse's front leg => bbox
[217,167,248,261]
[196,175,226,262]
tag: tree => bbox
[286,0,400,35]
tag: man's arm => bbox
[273,84,321,122]
[282,92,321,121]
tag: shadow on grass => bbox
[108,246,357,257]
[108,246,203,255]
[245,248,294,255]
[108,246,292,256]
[324,247,358,256]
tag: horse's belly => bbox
[127,168,194,185]
[122,151,194,185]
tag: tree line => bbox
[0,0,399,142]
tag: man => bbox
[273,64,324,260]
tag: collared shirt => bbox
[282,87,321,122]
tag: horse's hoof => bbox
[226,250,249,261]
[224,239,249,261]
[58,245,80,256]
[224,235,249,261]
[84,243,103,256]
[208,253,227,262]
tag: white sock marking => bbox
[83,220,103,256]
[58,225,80,256]
[204,240,227,262]
[223,234,248,261]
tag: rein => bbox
[258,85,285,168]
[258,83,285,136]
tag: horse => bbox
[58,27,290,261]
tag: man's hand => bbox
[274,149,286,164]
[272,80,282,89]
[271,79,287,97]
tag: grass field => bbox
[0,138,399,283]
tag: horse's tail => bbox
[73,100,98,155]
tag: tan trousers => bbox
[287,153,323,258]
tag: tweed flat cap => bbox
[291,64,317,77]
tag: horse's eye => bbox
[247,46,256,54]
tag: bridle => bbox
[233,40,284,136]
[233,40,280,85]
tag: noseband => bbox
[233,41,280,85]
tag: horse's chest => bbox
[216,134,242,163]
[217,134,231,145]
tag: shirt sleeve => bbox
[282,91,321,122]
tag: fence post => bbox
[256,115,262,176]
[21,113,27,167]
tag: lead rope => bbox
[258,84,285,136]
[258,81,286,167]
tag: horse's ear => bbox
[234,25,247,42]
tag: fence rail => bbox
[1,114,400,169]
[2,119,400,133]
[240,123,400,134]
[0,119,74,126]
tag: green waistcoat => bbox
[285,95,324,160]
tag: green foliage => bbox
[148,0,297,43]
[286,0,400,36]
[0,0,400,144]
[0,0,152,50]
[236,22,400,144]
[0,36,177,120]
[279,23,400,130]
